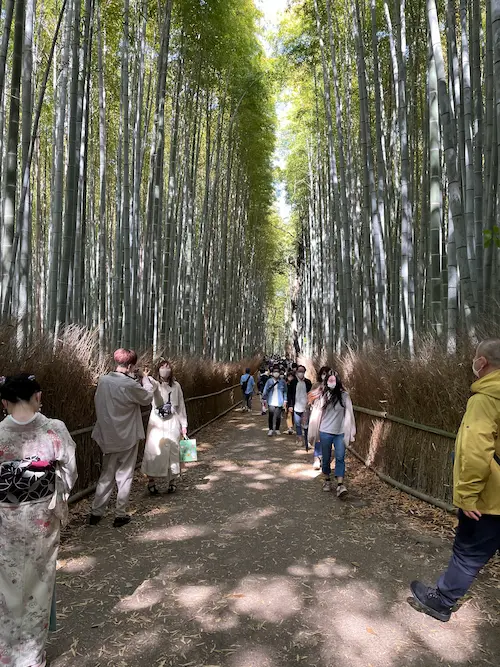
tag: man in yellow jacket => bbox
[410,339,500,622]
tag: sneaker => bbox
[313,457,321,470]
[287,428,294,435]
[410,581,452,622]
[88,514,102,525]
[273,430,280,436]
[268,429,273,436]
[322,479,332,492]
[113,515,132,528]
[336,484,348,499]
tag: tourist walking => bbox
[142,359,187,495]
[287,365,312,448]
[308,369,356,497]
[285,370,296,434]
[257,368,269,414]
[262,365,287,436]
[309,366,331,468]
[0,373,77,667]
[410,339,500,622]
[240,367,255,412]
[89,348,155,527]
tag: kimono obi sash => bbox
[0,457,56,504]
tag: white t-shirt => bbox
[269,383,280,407]
[294,380,308,413]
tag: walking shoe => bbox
[148,483,160,495]
[410,581,452,622]
[336,483,348,499]
[113,515,132,528]
[322,479,332,492]
[88,514,102,525]
[313,457,321,470]
[167,482,177,494]
[287,428,294,435]
[268,429,273,436]
[273,430,280,436]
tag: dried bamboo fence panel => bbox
[352,408,455,505]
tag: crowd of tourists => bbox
[242,341,500,624]
[1,341,500,665]
[242,358,355,498]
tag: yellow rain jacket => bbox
[453,370,500,515]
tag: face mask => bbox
[472,359,483,378]
[159,368,171,379]
[321,374,327,381]
[297,372,305,380]
[273,372,280,379]
[327,378,337,390]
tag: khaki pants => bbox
[92,443,138,517]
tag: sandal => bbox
[148,483,160,495]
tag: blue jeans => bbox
[437,511,500,607]
[319,432,345,479]
[293,411,308,448]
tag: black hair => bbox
[317,366,330,383]
[0,374,41,404]
[297,365,306,372]
[322,370,345,409]
[245,367,251,374]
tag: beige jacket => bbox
[92,372,155,453]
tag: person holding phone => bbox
[89,348,156,527]
[142,359,188,495]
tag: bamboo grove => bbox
[0,0,278,359]
[280,0,500,356]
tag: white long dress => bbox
[0,413,77,667]
[141,380,187,481]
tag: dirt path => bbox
[47,407,500,667]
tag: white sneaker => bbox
[273,430,280,436]
[287,428,294,435]
[336,484,348,499]
[268,430,273,437]
[313,457,321,470]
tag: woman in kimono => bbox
[0,373,77,667]
[141,360,188,495]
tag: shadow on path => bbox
[47,408,500,667]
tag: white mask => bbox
[297,372,305,380]
[273,372,280,379]
[159,368,171,379]
[472,358,483,378]
[327,378,337,390]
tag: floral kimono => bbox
[0,413,77,667]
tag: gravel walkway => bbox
[47,407,500,667]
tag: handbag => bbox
[155,392,173,419]
[179,438,197,462]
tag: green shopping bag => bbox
[180,438,198,462]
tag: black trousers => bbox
[268,406,282,432]
[437,510,500,606]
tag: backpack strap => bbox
[494,452,500,466]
